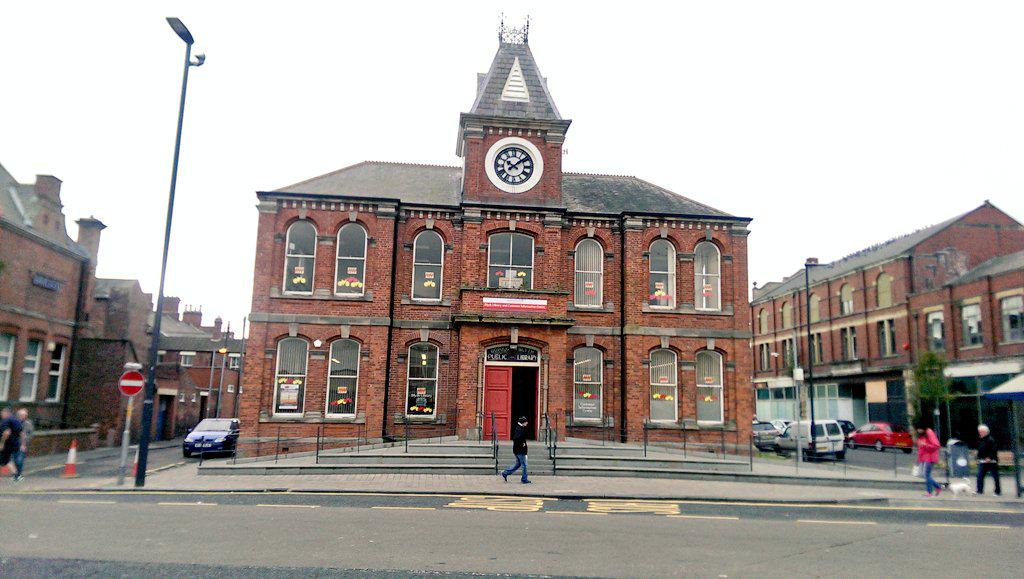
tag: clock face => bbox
[493,146,535,185]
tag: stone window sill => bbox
[999,339,1024,346]
[960,344,984,351]
[394,415,448,425]
[568,304,615,313]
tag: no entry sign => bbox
[118,370,145,397]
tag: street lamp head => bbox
[166,17,194,45]
[218,347,228,355]
[191,53,206,67]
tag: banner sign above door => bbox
[486,346,539,364]
[482,297,547,312]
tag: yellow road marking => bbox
[371,506,436,511]
[157,501,217,506]
[0,498,18,502]
[927,523,1011,530]
[256,503,319,509]
[547,511,607,516]
[797,519,877,525]
[668,514,740,521]
[447,496,547,512]
[57,499,116,505]
[586,499,680,515]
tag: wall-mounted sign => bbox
[482,297,547,312]
[31,273,61,291]
[486,345,539,364]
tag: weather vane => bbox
[499,14,529,44]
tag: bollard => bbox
[274,426,281,464]
[315,425,322,465]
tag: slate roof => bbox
[94,278,141,299]
[0,162,89,259]
[951,249,1024,285]
[469,41,561,121]
[159,335,244,354]
[271,162,740,219]
[151,312,209,338]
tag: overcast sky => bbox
[3,1,1022,334]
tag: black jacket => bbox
[977,434,998,463]
[512,423,528,455]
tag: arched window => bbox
[876,273,893,308]
[809,294,821,324]
[574,239,603,308]
[283,221,316,294]
[573,347,603,420]
[335,223,367,296]
[780,302,793,329]
[840,284,854,315]
[406,343,438,417]
[412,230,444,301]
[758,309,769,334]
[326,339,359,416]
[694,241,721,311]
[696,350,724,423]
[648,240,676,308]
[274,338,308,414]
[649,349,677,422]
[488,232,533,289]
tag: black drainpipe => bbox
[61,257,90,428]
[618,215,628,443]
[380,202,401,441]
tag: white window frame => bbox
[572,347,603,421]
[694,241,721,311]
[758,343,771,371]
[228,353,241,370]
[334,223,368,297]
[20,339,41,402]
[962,303,983,346]
[1000,295,1023,343]
[840,284,854,315]
[841,327,858,360]
[406,343,439,418]
[325,339,360,418]
[411,230,444,302]
[227,384,235,393]
[780,302,793,329]
[0,333,14,400]
[178,351,196,367]
[273,338,308,415]
[696,350,724,424]
[810,333,824,365]
[283,221,317,295]
[45,342,67,402]
[926,311,945,351]
[487,232,534,290]
[648,349,678,422]
[648,240,676,309]
[877,319,896,357]
[758,309,769,334]
[573,239,604,308]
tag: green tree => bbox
[910,351,954,425]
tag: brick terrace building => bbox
[239,29,754,454]
[751,202,1024,431]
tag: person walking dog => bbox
[976,424,1001,496]
[915,422,941,497]
[501,416,532,484]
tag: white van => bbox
[774,420,847,460]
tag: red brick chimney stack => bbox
[162,297,181,320]
[75,216,106,264]
[182,305,202,328]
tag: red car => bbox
[847,422,914,453]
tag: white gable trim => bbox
[500,57,530,103]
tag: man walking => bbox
[12,408,33,482]
[501,416,531,484]
[0,407,24,482]
[976,424,1001,496]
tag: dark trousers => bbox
[977,462,1001,495]
[502,453,529,482]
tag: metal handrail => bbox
[490,412,498,474]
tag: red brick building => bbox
[239,29,753,453]
[751,202,1024,434]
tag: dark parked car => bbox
[183,418,240,458]
[751,421,781,451]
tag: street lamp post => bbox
[135,17,204,487]
[804,260,819,458]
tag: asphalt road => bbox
[18,439,187,481]
[1,491,1021,577]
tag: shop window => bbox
[573,239,603,308]
[840,284,854,315]
[694,241,721,311]
[20,339,41,401]
[284,221,316,294]
[961,303,983,346]
[573,347,603,420]
[649,349,677,422]
[274,338,308,414]
[1001,296,1023,342]
[326,339,359,416]
[926,312,945,352]
[876,273,894,308]
[0,334,14,400]
[45,343,67,401]
[412,230,444,301]
[488,232,533,289]
[335,223,367,296]
[648,240,676,309]
[696,350,724,423]
[406,343,438,417]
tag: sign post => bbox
[117,365,145,486]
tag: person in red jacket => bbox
[915,423,942,497]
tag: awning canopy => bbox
[985,372,1024,401]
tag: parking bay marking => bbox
[447,496,549,512]
[928,523,1011,530]
[668,514,740,521]
[157,501,218,507]
[257,504,319,509]
[372,506,437,511]
[586,499,681,516]
[57,499,117,505]
[797,519,877,526]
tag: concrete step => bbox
[403,443,495,455]
[200,463,500,476]
[317,453,495,465]
[554,455,748,471]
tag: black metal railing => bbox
[490,412,498,474]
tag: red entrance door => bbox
[483,367,512,439]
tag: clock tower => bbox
[457,21,572,208]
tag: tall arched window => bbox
[573,347,603,420]
[649,349,677,422]
[696,350,724,423]
[780,302,793,329]
[412,230,444,301]
[488,232,534,289]
[406,343,439,417]
[335,223,367,296]
[809,294,821,323]
[876,273,893,308]
[274,338,308,414]
[694,241,721,311]
[758,309,769,334]
[574,239,603,308]
[326,339,359,416]
[648,240,676,308]
[283,221,316,294]
[840,284,854,315]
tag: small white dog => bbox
[945,478,975,497]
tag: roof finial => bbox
[499,14,529,45]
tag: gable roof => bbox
[268,161,742,219]
[951,249,1024,285]
[0,162,90,259]
[469,41,561,121]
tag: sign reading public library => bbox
[486,346,539,364]
[482,297,547,312]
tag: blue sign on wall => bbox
[32,273,61,291]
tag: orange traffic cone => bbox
[0,465,9,477]
[60,439,79,478]
[131,446,140,477]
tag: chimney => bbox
[75,216,106,263]
[212,316,223,338]
[162,297,181,320]
[806,257,819,265]
[182,305,202,328]
[33,175,63,204]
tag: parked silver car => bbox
[751,421,781,451]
